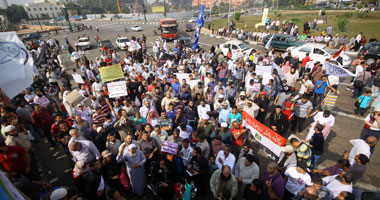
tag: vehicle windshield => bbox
[101,41,111,45]
[162,26,177,34]
[322,46,335,55]
[79,39,89,43]
[364,43,373,50]
[238,43,250,50]
[119,38,129,43]
[288,36,297,42]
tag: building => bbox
[192,0,247,8]
[24,2,65,19]
[34,0,79,3]
[0,0,8,8]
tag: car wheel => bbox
[366,58,376,65]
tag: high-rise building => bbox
[34,0,79,3]
[0,0,8,8]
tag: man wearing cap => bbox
[235,91,247,112]
[214,94,230,112]
[284,162,312,199]
[218,102,232,125]
[4,125,32,152]
[101,150,122,189]
[119,144,146,196]
[234,154,260,199]
[50,188,68,200]
[278,145,297,171]
[197,114,213,140]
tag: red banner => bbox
[242,110,287,147]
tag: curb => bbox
[201,31,259,45]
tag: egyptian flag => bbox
[331,46,346,65]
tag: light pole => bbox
[228,0,231,24]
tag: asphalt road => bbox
[34,19,380,193]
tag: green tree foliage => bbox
[81,0,120,14]
[337,16,348,32]
[234,12,241,21]
[0,4,28,24]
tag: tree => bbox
[337,16,348,32]
[234,12,241,21]
[0,4,28,24]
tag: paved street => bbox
[35,19,380,191]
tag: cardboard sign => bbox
[161,140,178,154]
[242,110,286,158]
[65,89,85,107]
[255,65,273,76]
[107,81,128,98]
[99,64,124,83]
[252,83,261,92]
[72,73,84,84]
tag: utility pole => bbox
[164,0,167,17]
[228,0,231,24]
[142,2,147,23]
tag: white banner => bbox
[272,63,284,79]
[0,32,34,98]
[325,62,355,77]
[255,65,273,76]
[72,73,84,84]
[107,81,128,98]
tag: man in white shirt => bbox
[347,137,376,165]
[70,140,101,163]
[323,172,353,199]
[91,78,103,98]
[215,144,236,171]
[71,50,80,68]
[284,68,298,89]
[306,110,335,140]
[197,99,211,119]
[284,163,312,198]
[299,75,314,95]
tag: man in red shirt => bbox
[0,140,30,174]
[230,119,247,151]
[31,105,56,147]
[300,53,311,78]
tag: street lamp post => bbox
[228,0,231,24]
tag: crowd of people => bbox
[0,21,379,200]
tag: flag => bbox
[0,32,34,98]
[331,46,346,65]
[265,34,275,50]
[193,5,205,50]
[272,62,284,79]
[325,62,355,77]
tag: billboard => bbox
[152,6,165,13]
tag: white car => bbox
[77,36,91,49]
[220,40,254,58]
[115,37,131,50]
[287,44,351,68]
[131,25,142,31]
[188,18,196,23]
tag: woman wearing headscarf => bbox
[147,109,159,127]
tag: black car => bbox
[23,33,41,41]
[177,36,201,52]
[185,24,194,32]
[98,40,115,51]
[358,42,380,65]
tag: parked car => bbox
[220,40,254,57]
[115,37,131,50]
[56,16,65,21]
[98,40,114,51]
[358,42,380,65]
[23,33,41,41]
[131,25,142,31]
[77,36,91,50]
[287,43,352,68]
[188,18,196,23]
[220,14,227,18]
[262,34,304,50]
[185,24,194,32]
[177,36,201,52]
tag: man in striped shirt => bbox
[321,84,340,111]
[217,62,229,86]
[234,63,245,92]
[92,99,111,126]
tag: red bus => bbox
[160,18,179,40]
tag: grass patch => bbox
[210,10,380,39]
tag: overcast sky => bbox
[10,0,34,5]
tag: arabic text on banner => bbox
[325,62,355,77]
[107,81,128,98]
[161,141,178,154]
[242,110,286,157]
[99,64,124,83]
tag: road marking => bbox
[332,110,364,121]
[64,168,73,173]
[56,154,67,160]
[52,152,59,157]
[199,42,212,47]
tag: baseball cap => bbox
[280,145,294,153]
[50,188,68,200]
[261,91,266,96]
[221,122,228,127]
[4,125,16,133]
[102,150,112,158]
